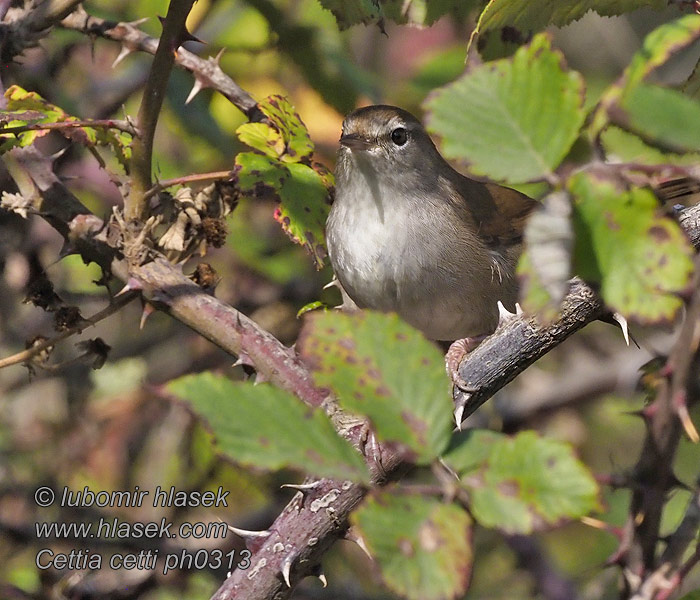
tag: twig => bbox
[631,257,700,569]
[126,0,196,221]
[0,0,83,61]
[143,169,234,201]
[0,118,136,136]
[0,291,138,369]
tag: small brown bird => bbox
[326,105,537,346]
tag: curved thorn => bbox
[318,572,328,588]
[282,555,293,588]
[515,302,523,316]
[612,312,630,346]
[128,16,150,27]
[186,79,205,105]
[140,302,155,330]
[346,527,372,560]
[112,45,133,68]
[323,278,338,290]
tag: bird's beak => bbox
[339,133,371,151]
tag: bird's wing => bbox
[480,183,538,246]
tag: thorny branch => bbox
[59,7,263,121]
[126,0,196,221]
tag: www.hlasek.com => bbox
[33,486,251,574]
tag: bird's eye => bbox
[391,127,408,146]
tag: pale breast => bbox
[327,157,516,340]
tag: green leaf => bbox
[601,126,700,166]
[236,151,287,195]
[623,14,700,92]
[471,0,665,48]
[443,430,599,534]
[570,172,694,324]
[593,14,700,138]
[317,0,383,29]
[235,152,330,267]
[275,162,330,268]
[0,85,131,168]
[382,0,477,26]
[678,592,700,600]
[425,34,585,183]
[1,85,66,150]
[616,83,700,154]
[167,372,370,483]
[235,122,286,159]
[298,311,453,464]
[351,492,472,600]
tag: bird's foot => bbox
[445,335,488,392]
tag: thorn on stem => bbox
[140,302,155,330]
[186,78,205,105]
[112,45,133,68]
[345,527,372,560]
[227,525,272,539]
[280,481,323,493]
[612,312,630,346]
[281,554,294,588]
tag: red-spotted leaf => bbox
[274,162,330,268]
[298,311,453,464]
[167,372,370,483]
[0,86,131,168]
[257,95,315,163]
[235,152,330,267]
[443,430,599,534]
[569,171,694,324]
[351,492,472,600]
